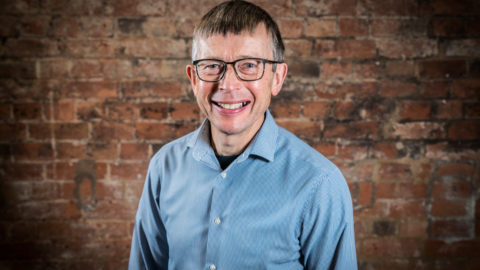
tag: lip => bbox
[211,99,251,115]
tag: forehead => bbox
[194,24,273,60]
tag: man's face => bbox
[186,24,287,139]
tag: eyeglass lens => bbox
[196,59,265,81]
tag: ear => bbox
[271,63,288,97]
[186,65,198,96]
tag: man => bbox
[129,1,357,269]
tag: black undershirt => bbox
[215,154,239,170]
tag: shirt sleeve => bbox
[129,157,169,270]
[300,173,358,270]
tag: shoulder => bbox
[276,126,343,181]
[149,129,196,166]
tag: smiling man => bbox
[129,1,357,269]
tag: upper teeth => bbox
[217,102,247,109]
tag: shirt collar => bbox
[187,109,278,163]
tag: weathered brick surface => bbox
[0,0,479,269]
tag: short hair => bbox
[192,0,285,62]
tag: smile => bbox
[214,101,249,109]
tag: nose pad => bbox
[219,64,241,88]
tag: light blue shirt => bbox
[129,111,357,270]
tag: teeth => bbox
[217,102,247,109]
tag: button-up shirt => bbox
[129,111,357,270]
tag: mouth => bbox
[212,101,250,110]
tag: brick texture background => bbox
[1,0,479,269]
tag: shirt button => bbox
[209,264,216,270]
[221,172,227,179]
[214,217,221,225]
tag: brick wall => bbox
[0,0,479,269]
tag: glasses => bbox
[192,58,283,82]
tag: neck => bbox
[210,115,265,156]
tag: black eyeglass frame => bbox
[192,58,283,82]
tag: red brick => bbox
[361,238,422,258]
[321,62,352,79]
[0,123,26,141]
[28,123,51,140]
[422,81,449,98]
[305,18,336,37]
[432,17,465,37]
[431,199,468,217]
[120,143,149,160]
[427,0,480,15]
[437,162,475,178]
[379,80,418,98]
[140,103,169,119]
[445,39,480,57]
[125,181,144,200]
[339,18,368,36]
[389,201,425,218]
[284,40,313,58]
[78,17,114,38]
[370,142,398,159]
[385,61,415,77]
[38,58,69,79]
[123,81,184,98]
[0,104,11,120]
[378,162,412,181]
[425,240,480,258]
[315,39,376,59]
[377,39,437,58]
[111,162,148,181]
[15,201,80,220]
[452,79,480,99]
[337,143,368,160]
[357,181,373,206]
[166,0,218,19]
[295,0,356,16]
[54,123,89,140]
[50,16,80,37]
[106,0,167,16]
[396,183,428,199]
[353,62,381,80]
[143,17,177,37]
[376,182,396,198]
[436,100,462,119]
[324,121,379,139]
[0,16,18,37]
[106,102,138,120]
[61,39,118,57]
[278,121,322,138]
[12,143,53,161]
[133,59,188,80]
[56,142,86,159]
[171,102,201,120]
[255,0,293,16]
[123,38,187,58]
[101,59,133,79]
[399,101,431,120]
[77,100,105,120]
[448,120,480,140]
[419,60,467,79]
[92,122,135,140]
[312,142,336,157]
[391,122,445,140]
[5,39,60,57]
[0,163,43,181]
[13,103,42,120]
[86,142,117,160]
[70,59,103,78]
[333,100,355,120]
[355,201,389,218]
[398,218,428,238]
[433,181,473,199]
[358,0,419,15]
[45,100,75,121]
[19,16,50,36]
[303,101,332,119]
[136,122,196,140]
[0,61,36,80]
[61,81,117,99]
[426,142,480,161]
[465,102,480,119]
[277,18,303,38]
[82,200,137,220]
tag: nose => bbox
[218,64,242,90]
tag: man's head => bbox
[192,0,285,62]
[186,1,288,151]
